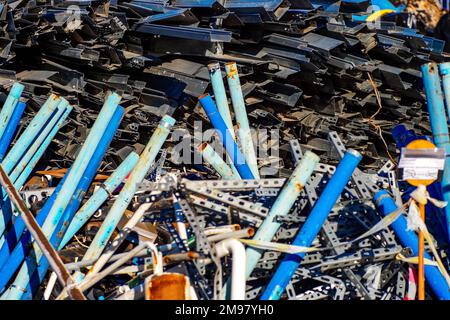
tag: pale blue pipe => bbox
[0,82,24,139]
[0,95,61,236]
[209,63,235,137]
[0,104,73,252]
[37,92,120,239]
[0,101,26,240]
[374,190,450,300]
[245,151,320,279]
[9,99,69,184]
[4,92,121,292]
[76,115,175,278]
[0,101,26,161]
[439,62,450,121]
[421,63,450,243]
[261,149,362,300]
[0,107,124,299]
[2,94,61,174]
[208,63,241,179]
[198,142,240,180]
[225,62,259,179]
[12,104,72,191]
[60,151,139,249]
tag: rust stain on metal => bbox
[146,273,190,300]
[295,182,304,192]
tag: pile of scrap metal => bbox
[0,0,447,300]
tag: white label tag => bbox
[398,148,446,181]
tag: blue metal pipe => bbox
[20,109,126,300]
[225,62,259,179]
[260,149,362,300]
[199,94,254,180]
[374,190,450,300]
[0,106,124,300]
[439,62,450,122]
[0,95,61,236]
[0,101,26,161]
[74,115,175,281]
[12,105,72,191]
[245,151,319,278]
[2,94,61,174]
[9,100,70,184]
[0,101,26,241]
[198,142,240,180]
[0,82,25,139]
[0,103,72,255]
[35,92,119,243]
[421,63,450,244]
[60,151,139,249]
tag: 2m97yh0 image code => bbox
[218,304,274,315]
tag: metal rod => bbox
[225,62,259,179]
[207,228,254,243]
[373,190,450,300]
[261,149,362,300]
[199,93,254,180]
[0,165,86,300]
[245,151,319,278]
[418,201,425,300]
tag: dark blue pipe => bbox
[261,150,362,300]
[374,190,450,300]
[0,101,26,161]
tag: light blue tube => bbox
[12,104,72,191]
[9,99,69,184]
[0,101,26,161]
[421,63,450,244]
[439,62,450,122]
[76,115,175,277]
[0,104,73,252]
[374,190,450,300]
[199,94,254,180]
[245,151,319,279]
[0,107,124,300]
[0,82,24,139]
[0,95,61,236]
[3,92,121,293]
[261,149,362,300]
[2,94,60,174]
[225,62,259,179]
[208,63,241,179]
[198,142,240,180]
[60,151,139,249]
[37,92,120,238]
